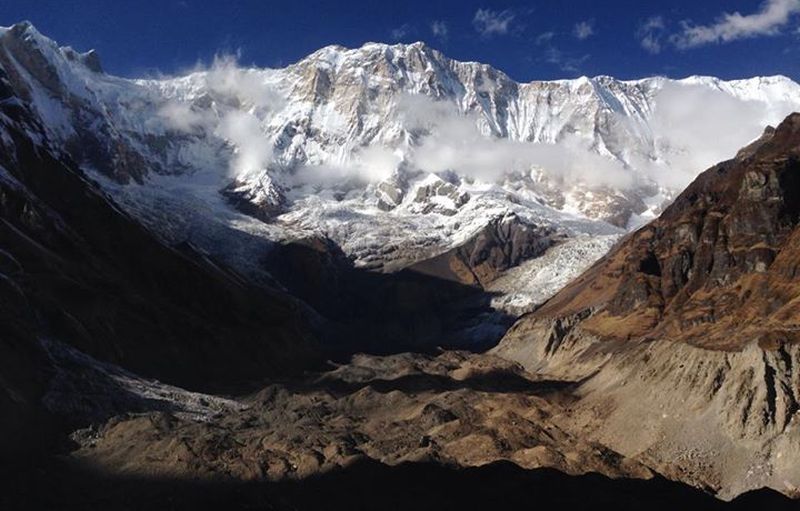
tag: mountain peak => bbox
[774,110,800,134]
[0,20,103,75]
[5,20,38,36]
[61,46,103,73]
[305,39,441,64]
[2,20,49,48]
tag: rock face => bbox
[407,174,471,216]
[410,213,560,287]
[494,113,800,499]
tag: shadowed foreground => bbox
[3,457,794,511]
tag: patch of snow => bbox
[40,338,245,424]
[487,234,620,315]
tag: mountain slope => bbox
[494,113,800,498]
[0,51,320,459]
[2,21,800,319]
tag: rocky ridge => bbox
[494,113,800,498]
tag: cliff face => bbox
[494,113,800,499]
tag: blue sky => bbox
[3,0,800,81]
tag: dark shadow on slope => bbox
[288,370,576,397]
[262,239,516,357]
[0,72,321,391]
[2,456,796,511]
[0,71,322,460]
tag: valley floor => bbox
[6,351,795,510]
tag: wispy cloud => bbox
[637,16,667,54]
[573,20,595,40]
[390,23,412,41]
[534,32,589,74]
[431,20,448,40]
[647,81,787,188]
[156,54,285,179]
[544,48,590,73]
[473,8,515,37]
[672,0,800,48]
[535,31,555,45]
[398,94,634,188]
[157,55,797,196]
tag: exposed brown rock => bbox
[410,213,559,287]
[511,113,800,351]
[494,113,800,499]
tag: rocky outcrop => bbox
[221,177,287,221]
[406,174,471,216]
[498,326,800,498]
[410,213,559,287]
[493,114,800,498]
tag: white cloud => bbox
[154,56,798,201]
[672,0,800,48]
[152,54,285,180]
[473,8,515,37]
[157,100,209,132]
[645,82,786,188]
[291,146,400,187]
[544,48,590,73]
[535,31,555,45]
[397,86,797,193]
[198,54,285,178]
[573,20,595,40]
[204,54,282,108]
[637,16,667,54]
[431,20,448,39]
[397,94,633,188]
[216,110,273,178]
[391,24,412,41]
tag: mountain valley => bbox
[2,20,800,509]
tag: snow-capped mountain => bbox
[3,20,800,313]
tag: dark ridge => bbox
[0,98,320,390]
